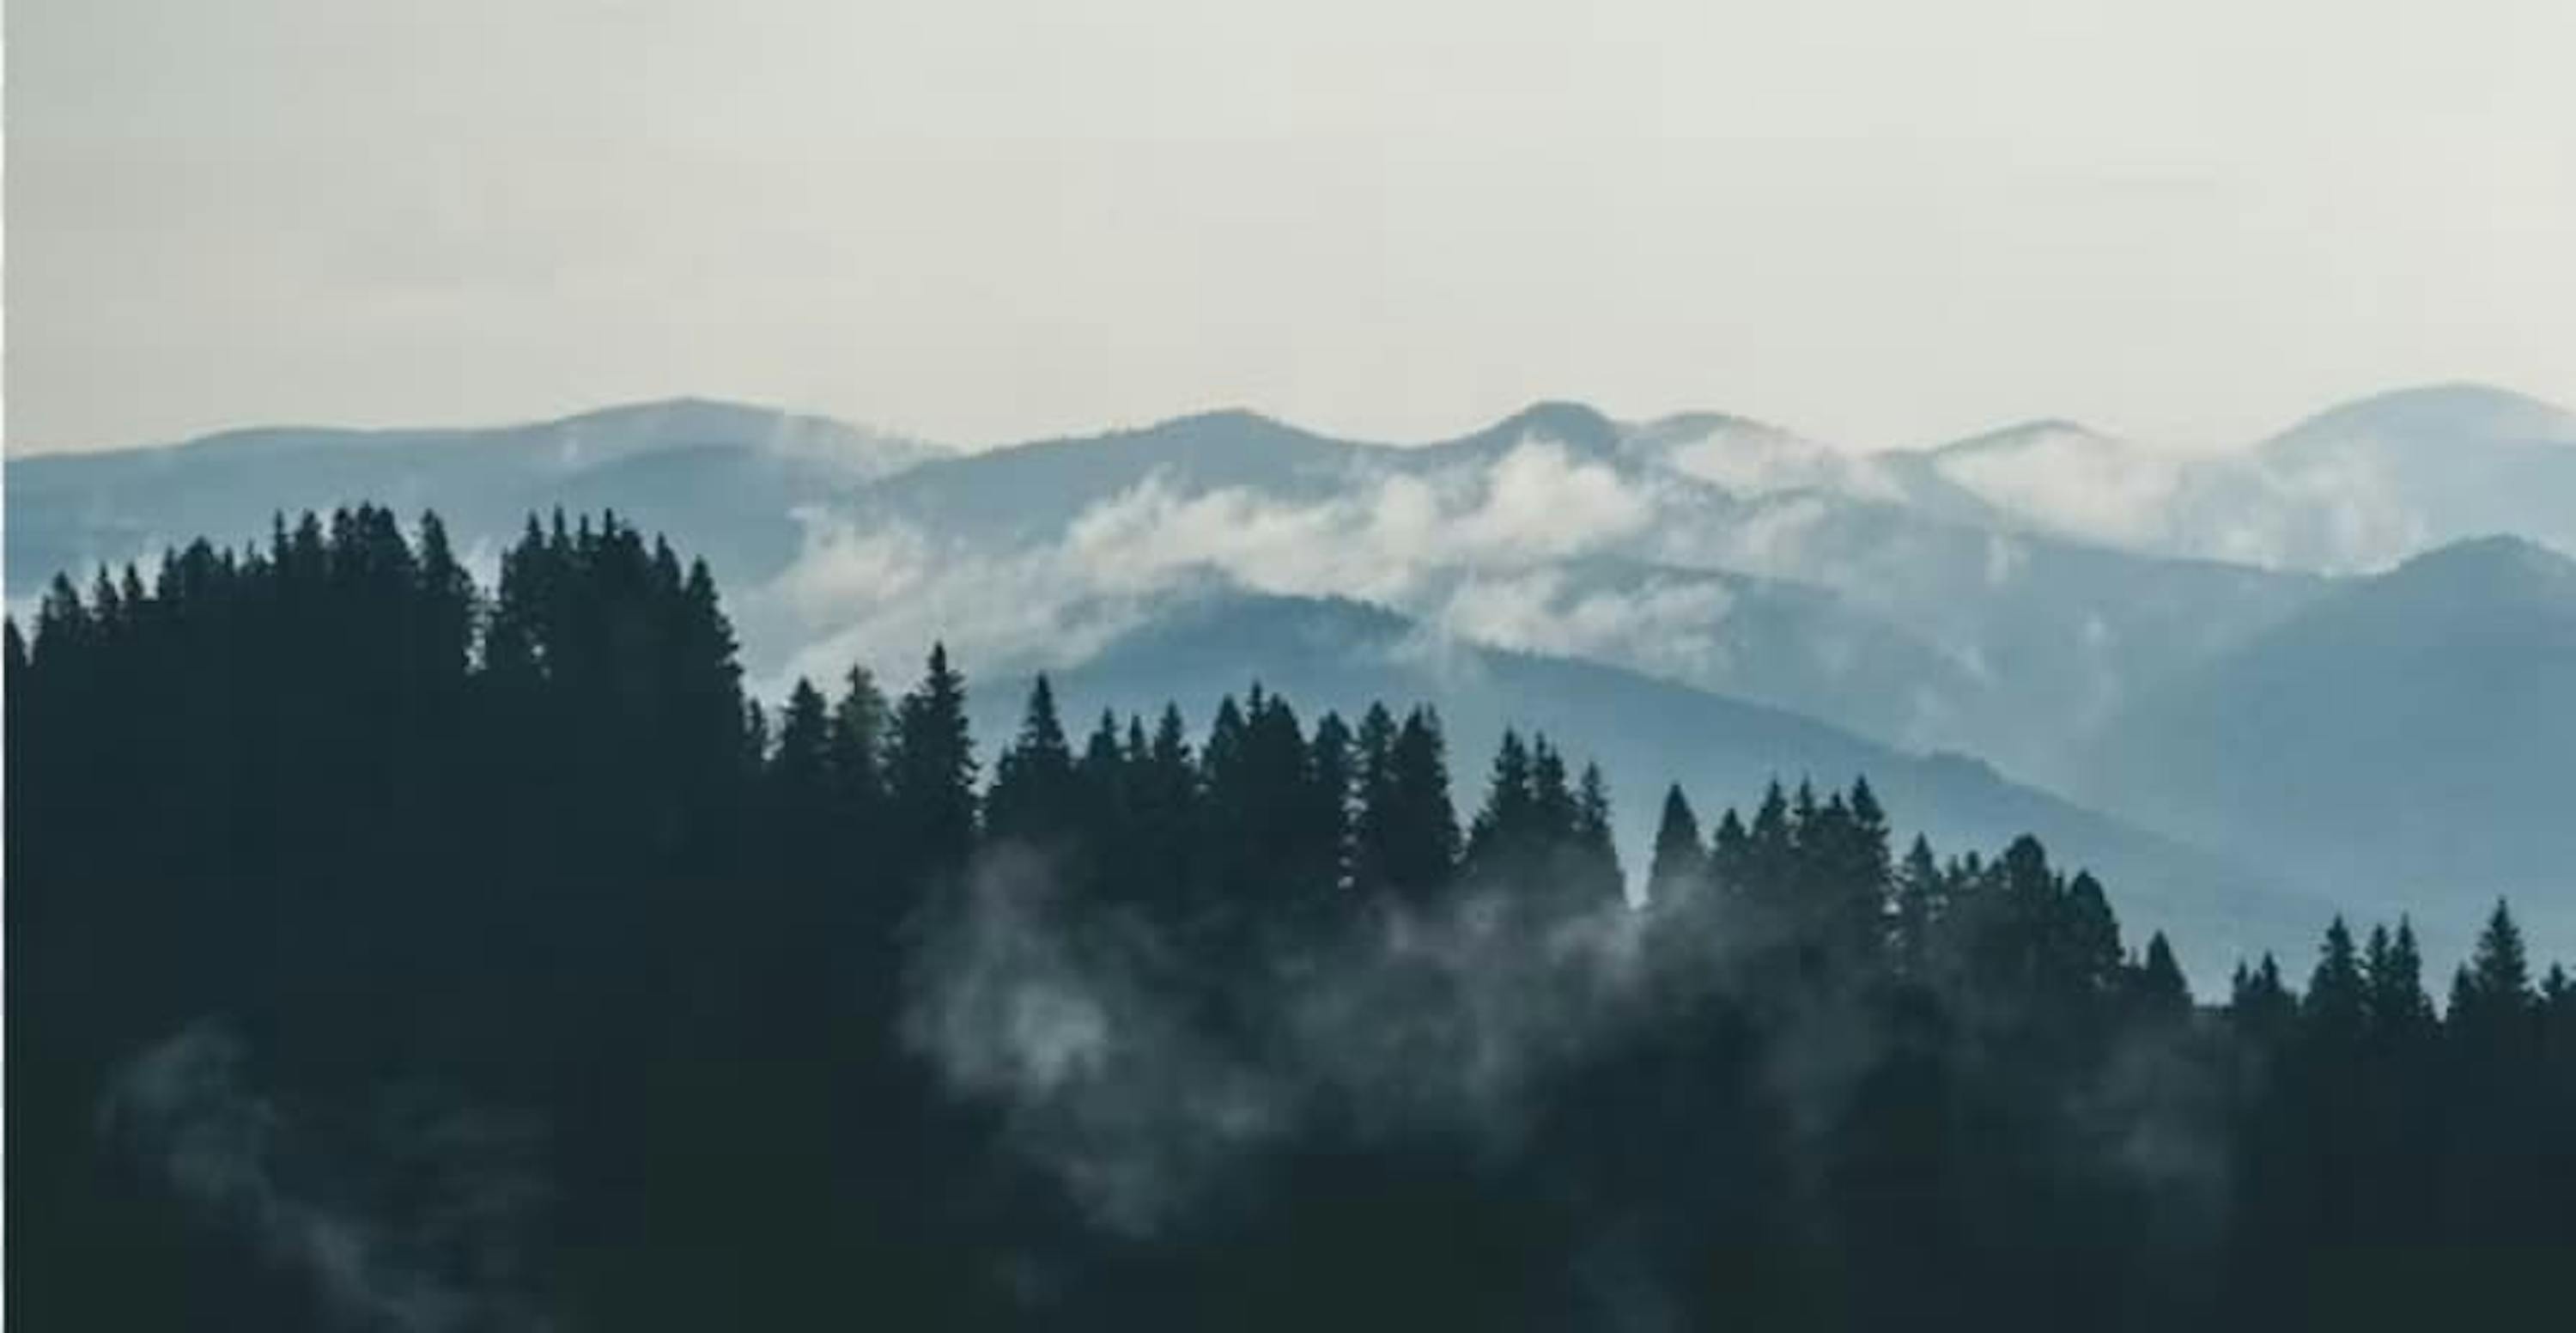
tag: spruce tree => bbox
[2062,871,2125,1002]
[2305,917,2368,1050]
[1133,703,1200,916]
[1708,807,1750,899]
[1382,707,1461,901]
[1646,784,1707,909]
[2228,951,2299,1046]
[886,643,978,878]
[1893,834,1944,978]
[2453,900,2534,1024]
[2363,919,2436,1046]
[1530,738,1577,843]
[1307,711,1356,898]
[1572,762,1624,906]
[828,664,890,810]
[1351,703,1400,897]
[987,675,1078,847]
[2133,932,2191,1022]
[1463,729,1536,877]
[1741,782,1794,910]
[773,678,833,796]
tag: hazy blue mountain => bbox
[15,389,2564,971]
[2079,534,2576,963]
[1879,418,2195,547]
[5,398,939,596]
[2234,383,2576,569]
[795,399,2325,780]
[1385,554,1997,753]
[13,394,2337,787]
[1620,409,1933,508]
[1633,484,2327,782]
[837,409,1396,545]
[1875,383,2576,572]
[980,589,2332,984]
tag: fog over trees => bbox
[9,506,2573,1330]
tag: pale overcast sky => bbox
[8,0,2573,454]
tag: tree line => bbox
[8,505,2573,1331]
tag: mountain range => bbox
[11,382,2572,977]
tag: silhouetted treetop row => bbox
[10,506,2573,1332]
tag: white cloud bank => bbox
[747,435,1689,694]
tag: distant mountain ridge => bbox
[8,398,940,593]
[981,587,2331,983]
[2079,533,2576,920]
[10,383,2570,971]
[1875,382,2576,570]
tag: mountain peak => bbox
[1642,409,1796,438]
[1154,406,1286,432]
[1478,400,1623,452]
[2267,382,2576,452]
[1929,417,2118,458]
[2384,533,2575,587]
[550,395,799,438]
[1113,407,1341,453]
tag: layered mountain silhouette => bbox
[10,382,2569,969]
[1872,383,2576,570]
[7,398,938,593]
[981,589,2330,982]
[2079,533,2576,957]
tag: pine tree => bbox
[2228,951,2298,1045]
[827,664,890,815]
[1572,762,1624,906]
[1530,739,1577,843]
[2363,918,2436,1046]
[1847,779,1893,889]
[1307,711,1356,897]
[886,643,978,878]
[2447,900,2539,1106]
[1708,807,1750,899]
[1646,784,1706,909]
[1893,834,1945,978]
[769,678,838,876]
[1382,707,1461,901]
[2304,917,2368,1051]
[1741,781,1794,910]
[1351,703,1400,897]
[2132,931,2191,1022]
[1822,781,1894,964]
[35,573,90,665]
[987,675,1078,846]
[773,678,833,795]
[1132,704,1200,916]
[412,512,477,679]
[2061,871,2125,1002]
[2542,964,2573,1017]
[1463,729,1536,877]
[2451,900,2534,1026]
[1078,709,1126,818]
[2440,901,2549,1254]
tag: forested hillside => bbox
[9,507,2573,1331]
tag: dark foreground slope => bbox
[998,589,2329,980]
[10,508,2573,1333]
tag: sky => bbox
[8,0,2573,456]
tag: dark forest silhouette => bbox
[8,506,2573,1330]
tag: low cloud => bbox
[1934,427,2190,551]
[99,1020,557,1333]
[903,844,1735,1235]
[746,435,1686,693]
[902,844,2232,1261]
